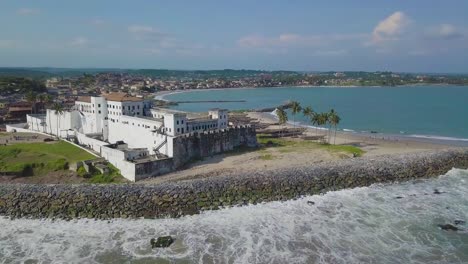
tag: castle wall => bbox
[172,126,257,168]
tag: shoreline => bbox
[155,87,468,146]
[154,83,468,100]
[254,111,468,147]
[1,149,467,220]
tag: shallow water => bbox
[1,169,468,263]
[162,86,468,141]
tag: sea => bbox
[160,85,468,145]
[1,169,468,263]
[1,85,468,263]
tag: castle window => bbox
[177,128,180,133]
[181,120,184,124]
[176,120,179,125]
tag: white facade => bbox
[21,93,230,182]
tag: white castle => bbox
[7,93,257,181]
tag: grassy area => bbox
[0,141,95,175]
[257,134,364,157]
[88,164,125,184]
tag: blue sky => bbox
[1,0,468,72]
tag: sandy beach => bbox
[140,111,456,185]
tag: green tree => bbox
[302,106,314,118]
[276,108,288,137]
[25,91,37,114]
[53,103,64,137]
[44,95,54,134]
[329,109,341,145]
[317,112,329,143]
[290,101,302,136]
[310,112,320,136]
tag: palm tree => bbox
[310,112,320,136]
[37,94,46,113]
[302,106,314,135]
[290,101,302,136]
[302,106,314,119]
[276,108,288,137]
[329,109,341,145]
[317,112,329,143]
[25,91,37,114]
[53,103,64,138]
[44,95,53,134]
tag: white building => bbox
[11,92,245,181]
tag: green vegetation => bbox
[257,134,364,157]
[88,164,124,184]
[259,153,275,160]
[0,77,47,96]
[0,141,95,176]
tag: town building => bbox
[7,92,257,181]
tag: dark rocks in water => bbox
[307,201,315,205]
[434,189,445,195]
[438,224,459,231]
[151,236,174,248]
[454,220,466,225]
[395,196,404,199]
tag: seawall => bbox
[1,149,467,220]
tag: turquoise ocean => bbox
[1,86,467,263]
[162,86,468,144]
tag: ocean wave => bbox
[408,134,468,142]
[1,169,468,263]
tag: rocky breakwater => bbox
[1,149,468,220]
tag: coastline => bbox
[253,111,468,148]
[155,86,468,147]
[154,83,468,100]
[1,149,467,220]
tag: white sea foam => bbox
[408,134,468,142]
[1,169,468,263]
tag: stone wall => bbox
[172,125,257,167]
[0,149,467,220]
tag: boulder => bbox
[438,224,459,231]
[151,236,174,248]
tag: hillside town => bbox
[1,69,468,128]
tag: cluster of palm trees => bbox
[275,101,341,144]
[25,91,53,114]
[25,91,65,136]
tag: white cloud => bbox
[371,11,410,44]
[128,25,169,42]
[238,33,364,48]
[70,37,89,47]
[427,24,463,39]
[313,50,348,56]
[17,8,40,15]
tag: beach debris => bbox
[151,236,174,248]
[438,224,459,231]
[307,201,315,205]
[454,220,466,225]
[395,196,404,199]
[434,189,445,195]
